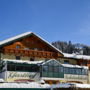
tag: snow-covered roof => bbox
[41,59,88,69]
[0,32,32,46]
[0,32,63,55]
[63,53,90,60]
[41,59,60,65]
[3,59,43,65]
[3,59,88,69]
[62,64,88,69]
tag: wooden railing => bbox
[2,48,58,58]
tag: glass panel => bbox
[48,61,54,66]
[48,66,53,72]
[73,68,77,74]
[30,65,39,72]
[59,66,63,73]
[69,68,74,74]
[7,64,16,71]
[84,69,88,75]
[78,69,81,75]
[64,67,69,74]
[53,72,59,77]
[76,69,81,75]
[54,66,59,72]
[59,73,64,78]
[43,66,48,72]
[48,72,53,77]
[71,68,75,74]
[53,61,59,66]
[16,65,24,71]
[42,72,48,77]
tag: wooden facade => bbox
[0,33,63,60]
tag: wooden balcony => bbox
[2,48,58,58]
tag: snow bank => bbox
[51,83,90,88]
[0,82,90,89]
[0,82,51,88]
[75,83,90,88]
[51,83,71,88]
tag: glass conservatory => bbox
[41,59,88,79]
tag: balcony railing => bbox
[2,48,58,58]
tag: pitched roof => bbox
[0,32,32,46]
[0,32,63,55]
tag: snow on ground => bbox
[51,83,90,88]
[51,83,71,88]
[75,83,90,88]
[0,82,51,88]
[0,82,90,88]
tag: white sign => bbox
[7,71,40,81]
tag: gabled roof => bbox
[0,32,32,46]
[42,59,88,69]
[0,32,63,55]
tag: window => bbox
[43,66,48,72]
[54,66,59,72]
[81,62,87,65]
[59,66,63,73]
[7,64,39,72]
[49,66,53,72]
[16,65,24,71]
[7,64,16,71]
[30,58,34,61]
[16,56,21,60]
[64,68,69,74]
[16,45,21,49]
[64,60,69,64]
[76,69,81,75]
[83,69,88,75]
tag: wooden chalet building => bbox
[0,32,63,61]
[0,32,89,84]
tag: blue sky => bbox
[0,0,90,45]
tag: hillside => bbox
[52,41,90,55]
